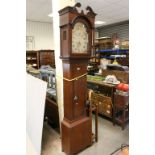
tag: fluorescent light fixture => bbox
[95,21,106,25]
[48,13,53,17]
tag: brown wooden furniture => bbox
[26,50,55,69]
[113,93,129,130]
[26,51,39,69]
[40,67,59,130]
[113,55,129,66]
[102,70,129,84]
[88,90,99,142]
[87,90,98,142]
[59,3,96,155]
[87,80,115,119]
[93,104,98,142]
[87,70,128,124]
[39,50,55,68]
[95,38,113,50]
[45,96,60,130]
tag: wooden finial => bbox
[86,6,97,17]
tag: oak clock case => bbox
[59,3,96,155]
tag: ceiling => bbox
[26,0,129,27]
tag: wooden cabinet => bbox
[113,93,129,130]
[99,98,112,117]
[45,96,60,130]
[26,51,39,69]
[39,50,55,68]
[87,79,115,119]
[88,83,115,118]
[26,50,55,69]
[91,92,113,118]
[87,68,129,121]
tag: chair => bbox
[87,89,99,142]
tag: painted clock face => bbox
[72,22,88,53]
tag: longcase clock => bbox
[59,3,96,155]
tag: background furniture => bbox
[27,66,60,131]
[92,103,98,142]
[45,96,59,130]
[87,80,114,118]
[39,50,55,68]
[87,46,129,76]
[39,67,60,130]
[26,51,39,69]
[102,70,129,84]
[87,90,99,142]
[96,49,129,66]
[87,56,99,75]
[95,38,113,50]
[87,70,129,123]
[26,50,55,69]
[113,93,129,130]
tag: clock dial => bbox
[72,22,88,53]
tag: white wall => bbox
[26,20,54,50]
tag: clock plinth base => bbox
[61,117,92,155]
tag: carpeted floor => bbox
[41,116,129,155]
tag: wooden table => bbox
[87,79,116,89]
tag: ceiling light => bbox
[95,21,106,25]
[48,13,53,17]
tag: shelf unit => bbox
[26,51,39,69]
[87,38,113,74]
[96,49,129,55]
[26,50,55,69]
[88,56,99,75]
[95,38,113,50]
[95,49,129,66]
